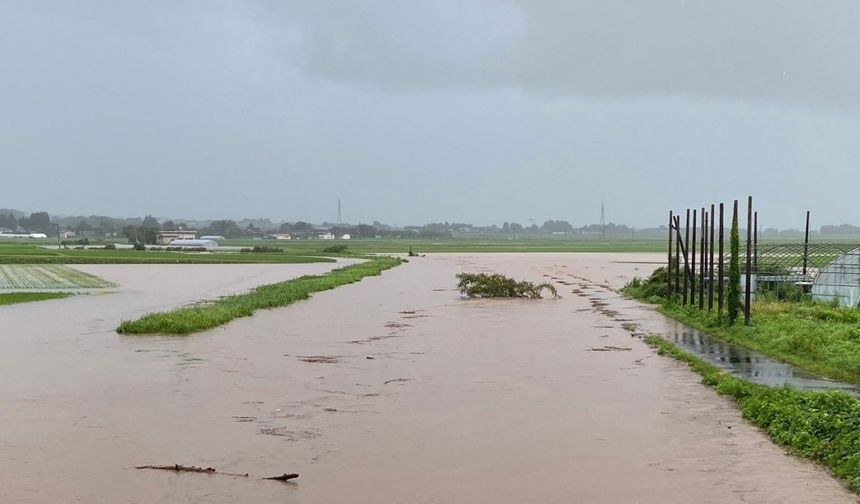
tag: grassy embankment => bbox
[117,256,402,335]
[645,335,860,494]
[0,292,72,305]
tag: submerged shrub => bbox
[456,272,558,299]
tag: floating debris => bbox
[588,346,632,352]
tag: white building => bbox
[157,230,197,245]
[168,239,218,250]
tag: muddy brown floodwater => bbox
[0,254,856,503]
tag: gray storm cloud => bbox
[0,1,858,228]
[273,1,860,112]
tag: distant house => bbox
[272,233,292,240]
[61,230,76,239]
[0,227,13,234]
[157,230,197,245]
[340,234,351,240]
[317,232,335,240]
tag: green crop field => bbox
[0,243,335,264]
[217,237,668,254]
[0,265,115,289]
[0,239,666,265]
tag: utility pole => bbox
[337,198,343,225]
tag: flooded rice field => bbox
[1,254,856,503]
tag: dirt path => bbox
[0,254,855,503]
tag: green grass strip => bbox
[0,292,73,305]
[645,335,860,494]
[116,257,403,335]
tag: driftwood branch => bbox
[136,464,217,474]
[263,473,300,482]
[136,464,299,482]
[135,464,249,478]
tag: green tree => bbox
[24,211,51,233]
[0,212,17,229]
[201,219,243,238]
[141,215,161,229]
[728,201,741,324]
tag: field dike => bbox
[116,256,402,335]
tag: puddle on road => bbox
[664,323,860,395]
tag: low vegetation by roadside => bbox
[0,292,73,306]
[646,336,860,494]
[116,256,402,335]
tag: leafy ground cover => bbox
[117,257,402,335]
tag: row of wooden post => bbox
[666,196,757,325]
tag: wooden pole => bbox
[683,209,690,305]
[754,211,758,274]
[691,209,697,305]
[708,203,715,310]
[803,210,810,276]
[667,210,673,297]
[675,216,681,296]
[718,203,724,317]
[744,196,753,326]
[699,208,706,310]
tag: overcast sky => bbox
[2,1,859,228]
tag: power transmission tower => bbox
[600,201,606,241]
[337,198,342,225]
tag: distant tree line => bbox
[5,207,860,241]
[0,211,52,234]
